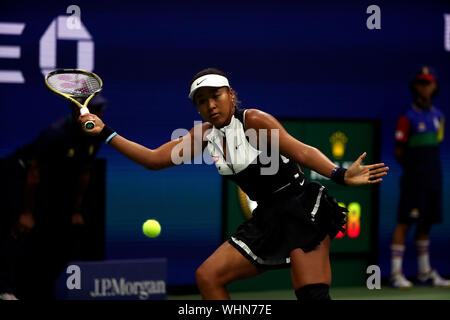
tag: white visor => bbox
[189,74,230,99]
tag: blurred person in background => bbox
[390,66,450,289]
[0,95,108,300]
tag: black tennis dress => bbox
[205,107,347,270]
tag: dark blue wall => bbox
[1,0,449,286]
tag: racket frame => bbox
[45,69,103,129]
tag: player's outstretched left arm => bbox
[244,109,389,186]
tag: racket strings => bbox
[47,73,101,97]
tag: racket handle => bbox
[80,107,95,130]
[80,106,90,115]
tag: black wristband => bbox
[98,125,116,144]
[330,167,347,185]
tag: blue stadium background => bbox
[1,0,449,286]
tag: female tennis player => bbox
[79,68,389,300]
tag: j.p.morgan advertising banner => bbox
[55,259,167,300]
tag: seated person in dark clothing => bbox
[0,95,108,300]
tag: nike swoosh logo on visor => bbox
[197,79,207,86]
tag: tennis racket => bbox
[45,69,103,130]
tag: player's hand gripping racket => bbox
[45,69,103,130]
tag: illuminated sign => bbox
[330,131,348,159]
[0,12,94,84]
[336,202,361,239]
[0,22,26,83]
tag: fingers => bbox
[370,171,388,180]
[79,113,96,123]
[368,178,383,184]
[356,152,367,163]
[347,159,389,185]
[78,113,102,134]
[370,166,389,175]
[368,167,389,183]
[367,165,389,183]
[367,162,386,170]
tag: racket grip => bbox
[80,106,90,116]
[85,121,95,130]
[80,107,95,130]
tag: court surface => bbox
[168,286,450,300]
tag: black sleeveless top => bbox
[205,107,303,202]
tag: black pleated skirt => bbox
[229,180,347,270]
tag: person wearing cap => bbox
[0,95,108,300]
[79,68,388,300]
[390,66,449,289]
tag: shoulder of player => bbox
[188,121,212,133]
[244,108,282,130]
[187,122,213,144]
[202,121,213,131]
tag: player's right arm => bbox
[79,113,211,170]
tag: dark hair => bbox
[190,68,241,107]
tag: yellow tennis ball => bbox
[143,219,161,238]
